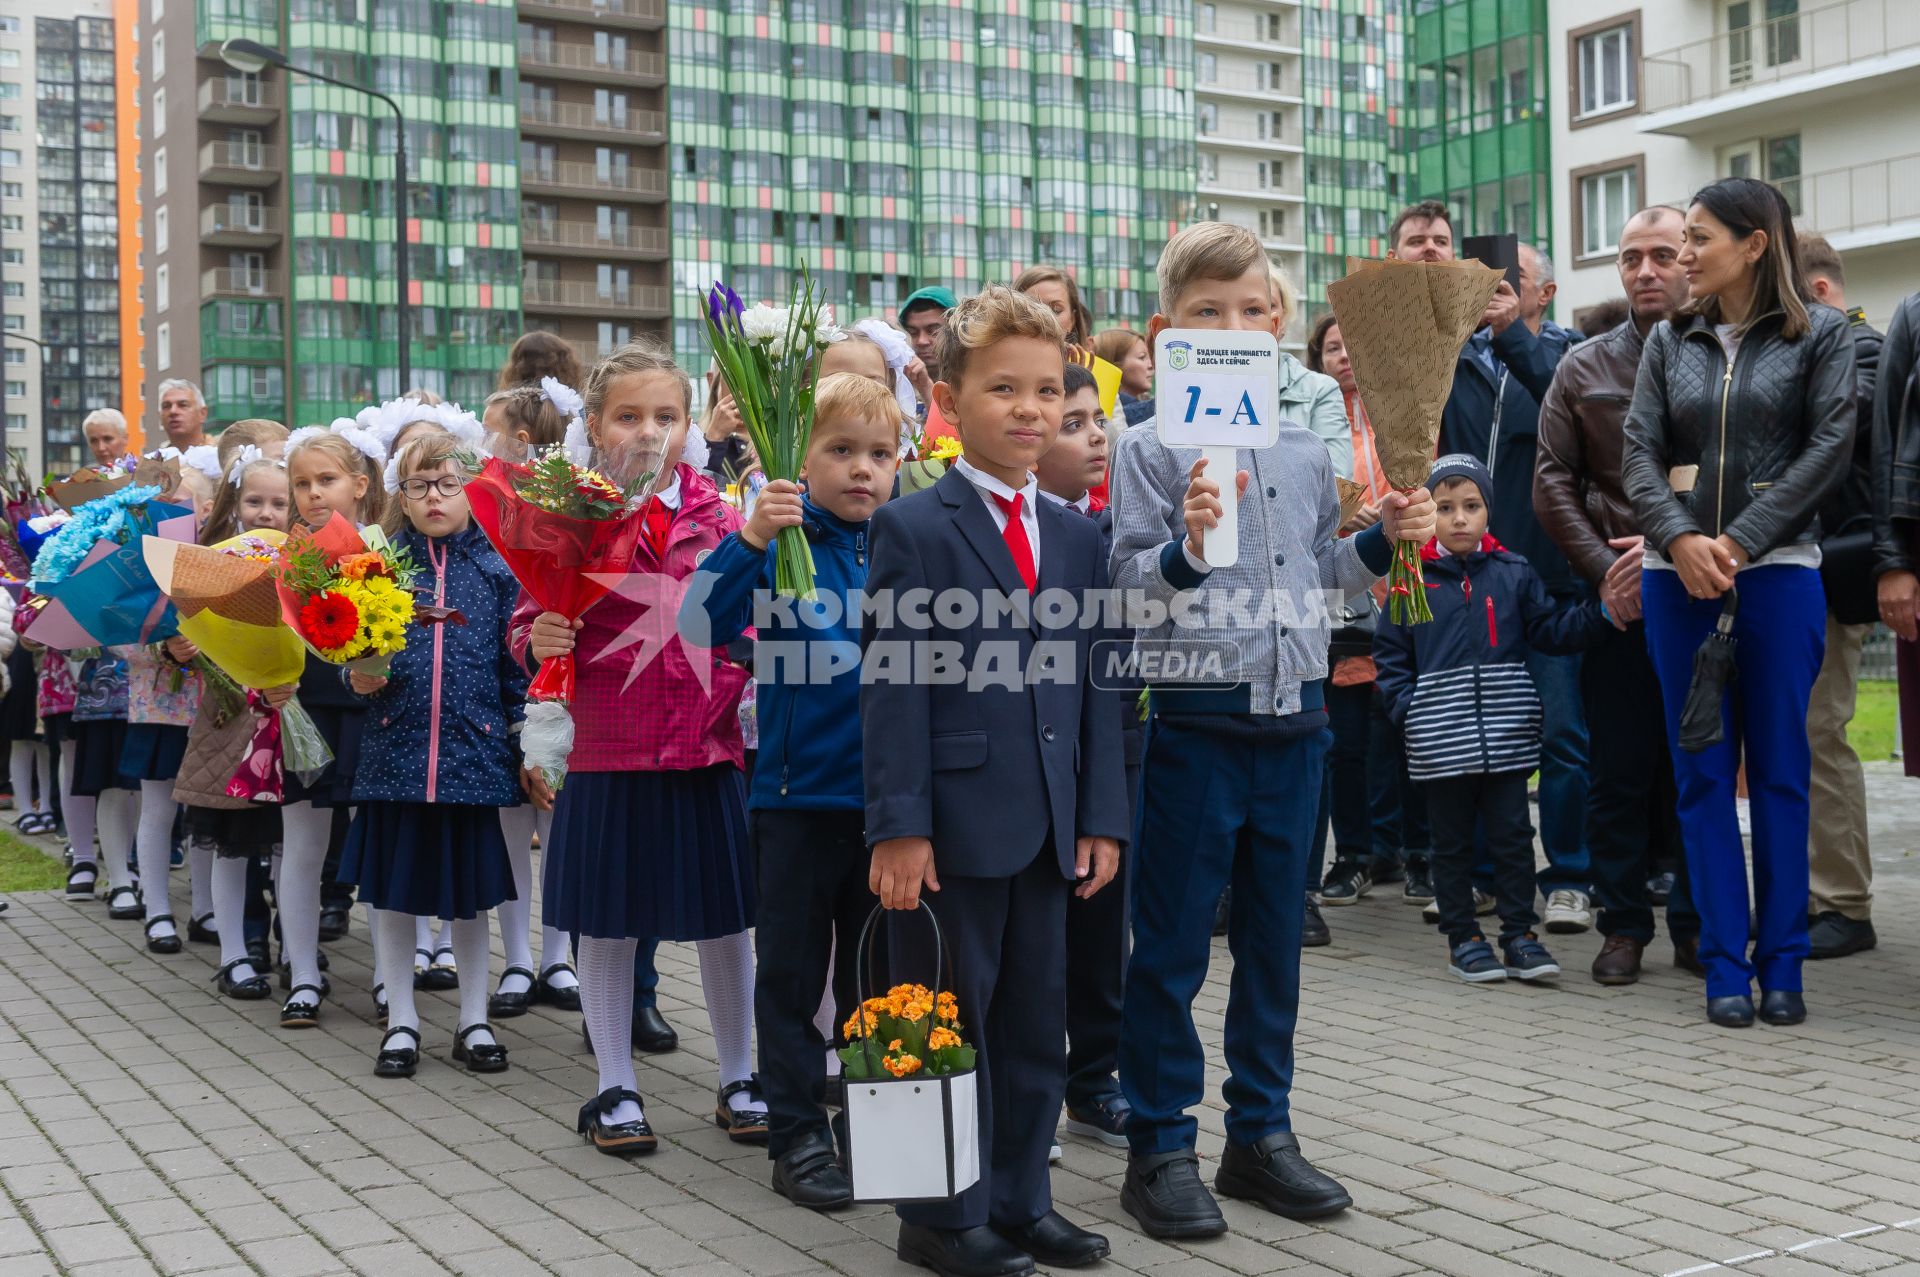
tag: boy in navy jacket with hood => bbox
[679,372,905,1212]
[1373,455,1609,984]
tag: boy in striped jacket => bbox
[1374,454,1611,984]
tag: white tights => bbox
[97,788,136,893]
[377,908,495,1047]
[276,800,332,991]
[211,852,258,980]
[10,741,49,817]
[136,780,179,931]
[495,805,573,994]
[59,740,95,866]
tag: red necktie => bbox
[992,492,1037,592]
[641,496,672,559]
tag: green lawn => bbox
[1853,679,1899,763]
[0,825,63,893]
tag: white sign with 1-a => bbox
[1153,328,1281,568]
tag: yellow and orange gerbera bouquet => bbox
[272,512,420,675]
[840,983,975,1081]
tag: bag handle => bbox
[851,901,951,1077]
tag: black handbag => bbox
[1819,527,1877,626]
[1329,588,1378,660]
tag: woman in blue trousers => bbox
[1621,177,1857,1028]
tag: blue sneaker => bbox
[1449,938,1507,983]
[1502,933,1561,981]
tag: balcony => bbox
[522,278,671,318]
[517,0,665,30]
[517,39,666,87]
[1196,66,1303,102]
[198,141,279,187]
[1194,13,1301,54]
[201,268,279,299]
[1788,151,1920,252]
[522,220,669,259]
[199,204,282,246]
[1199,122,1304,154]
[1640,0,1920,137]
[518,99,667,144]
[197,77,280,124]
[521,160,668,203]
[1198,179,1305,205]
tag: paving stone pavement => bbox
[3,766,1920,1276]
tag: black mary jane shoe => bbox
[280,983,324,1030]
[534,962,582,1012]
[214,958,272,1002]
[992,1211,1110,1269]
[488,965,537,1019]
[418,944,458,991]
[144,915,184,955]
[1759,989,1806,1025]
[372,983,389,1027]
[895,1223,1036,1277]
[771,1128,853,1212]
[576,1086,656,1157]
[107,886,144,920]
[64,862,99,902]
[187,913,218,945]
[714,1077,771,1144]
[451,1023,509,1074]
[374,1026,421,1078]
[1707,994,1756,1028]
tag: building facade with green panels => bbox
[1300,0,1408,319]
[1403,0,1550,250]
[666,0,1196,357]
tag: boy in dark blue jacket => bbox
[679,372,905,1212]
[1373,455,1610,984]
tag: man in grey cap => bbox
[898,285,957,414]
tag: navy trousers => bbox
[1643,566,1824,999]
[632,938,661,1010]
[1119,719,1325,1154]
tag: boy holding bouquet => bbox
[679,372,904,1212]
[862,286,1127,1277]
[1107,222,1434,1236]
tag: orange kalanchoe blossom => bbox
[928,1026,963,1051]
[882,1053,924,1078]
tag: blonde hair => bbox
[933,285,1067,390]
[216,419,288,468]
[583,338,692,423]
[82,408,128,436]
[201,455,287,546]
[287,429,386,526]
[1013,264,1094,346]
[171,467,215,513]
[484,385,569,448]
[380,431,464,537]
[1091,327,1144,369]
[812,372,904,441]
[1267,263,1299,341]
[402,387,445,407]
[1156,222,1268,316]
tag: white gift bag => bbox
[841,902,983,1204]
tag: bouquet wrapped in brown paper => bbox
[1326,256,1504,622]
[1335,477,1368,530]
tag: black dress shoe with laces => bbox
[895,1223,1034,1277]
[770,1128,852,1211]
[1301,894,1331,947]
[1120,1149,1227,1239]
[991,1211,1108,1268]
[1215,1132,1352,1219]
[1707,994,1755,1027]
[1759,989,1806,1025]
[1807,911,1876,959]
[632,1004,679,1053]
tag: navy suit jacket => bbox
[861,466,1130,880]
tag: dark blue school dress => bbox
[340,524,526,920]
[282,654,364,808]
[69,656,133,797]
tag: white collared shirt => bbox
[654,471,683,511]
[953,454,1042,577]
[1039,488,1093,516]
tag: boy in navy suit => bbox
[863,286,1128,1277]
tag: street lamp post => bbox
[219,38,411,392]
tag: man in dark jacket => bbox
[1872,295,1920,787]
[1534,206,1701,984]
[1798,235,1883,960]
[1390,202,1590,927]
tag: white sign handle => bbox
[1202,444,1239,569]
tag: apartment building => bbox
[1550,0,1920,328]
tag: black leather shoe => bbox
[575,1086,655,1156]
[1120,1149,1227,1239]
[374,1026,420,1078]
[187,913,218,945]
[144,914,183,955]
[279,984,324,1029]
[1211,888,1232,937]
[535,962,582,1012]
[1216,1132,1352,1219]
[452,1023,509,1073]
[488,965,536,1019]
[632,1005,678,1053]
[895,1223,1034,1277]
[1301,894,1331,947]
[1759,989,1806,1025]
[992,1211,1108,1268]
[1707,995,1755,1027]
[1807,912,1876,960]
[771,1128,852,1212]
[317,905,350,942]
[1673,933,1705,977]
[1063,1090,1131,1148]
[214,958,271,1001]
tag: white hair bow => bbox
[853,318,922,423]
[225,444,264,486]
[180,445,223,484]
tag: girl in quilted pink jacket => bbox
[512,341,760,1156]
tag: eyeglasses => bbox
[398,475,467,500]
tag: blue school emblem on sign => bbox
[1166,341,1192,371]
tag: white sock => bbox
[697,930,758,1110]
[60,741,96,865]
[212,855,258,980]
[578,934,642,1124]
[98,788,136,892]
[452,915,495,1046]
[377,909,420,1034]
[188,837,214,923]
[279,800,331,990]
[533,808,574,987]
[366,907,391,997]
[136,780,178,928]
[435,916,453,962]
[495,807,537,994]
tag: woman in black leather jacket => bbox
[1621,177,1856,1030]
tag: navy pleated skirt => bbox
[119,722,188,784]
[70,717,134,796]
[186,804,283,860]
[282,704,363,809]
[544,765,754,942]
[342,800,516,920]
[0,648,37,741]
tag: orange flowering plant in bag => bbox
[840,984,976,1081]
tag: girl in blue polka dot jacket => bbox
[339,430,530,1081]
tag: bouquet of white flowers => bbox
[701,271,841,598]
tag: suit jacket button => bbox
[1041,725,1057,742]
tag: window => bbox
[1197,101,1217,133]
[155,320,169,370]
[155,262,168,310]
[1,182,18,199]
[1573,158,1641,259]
[151,87,165,137]
[152,147,166,196]
[151,31,165,80]
[153,204,167,254]
[1727,0,1801,83]
[0,149,17,168]
[1574,21,1635,119]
